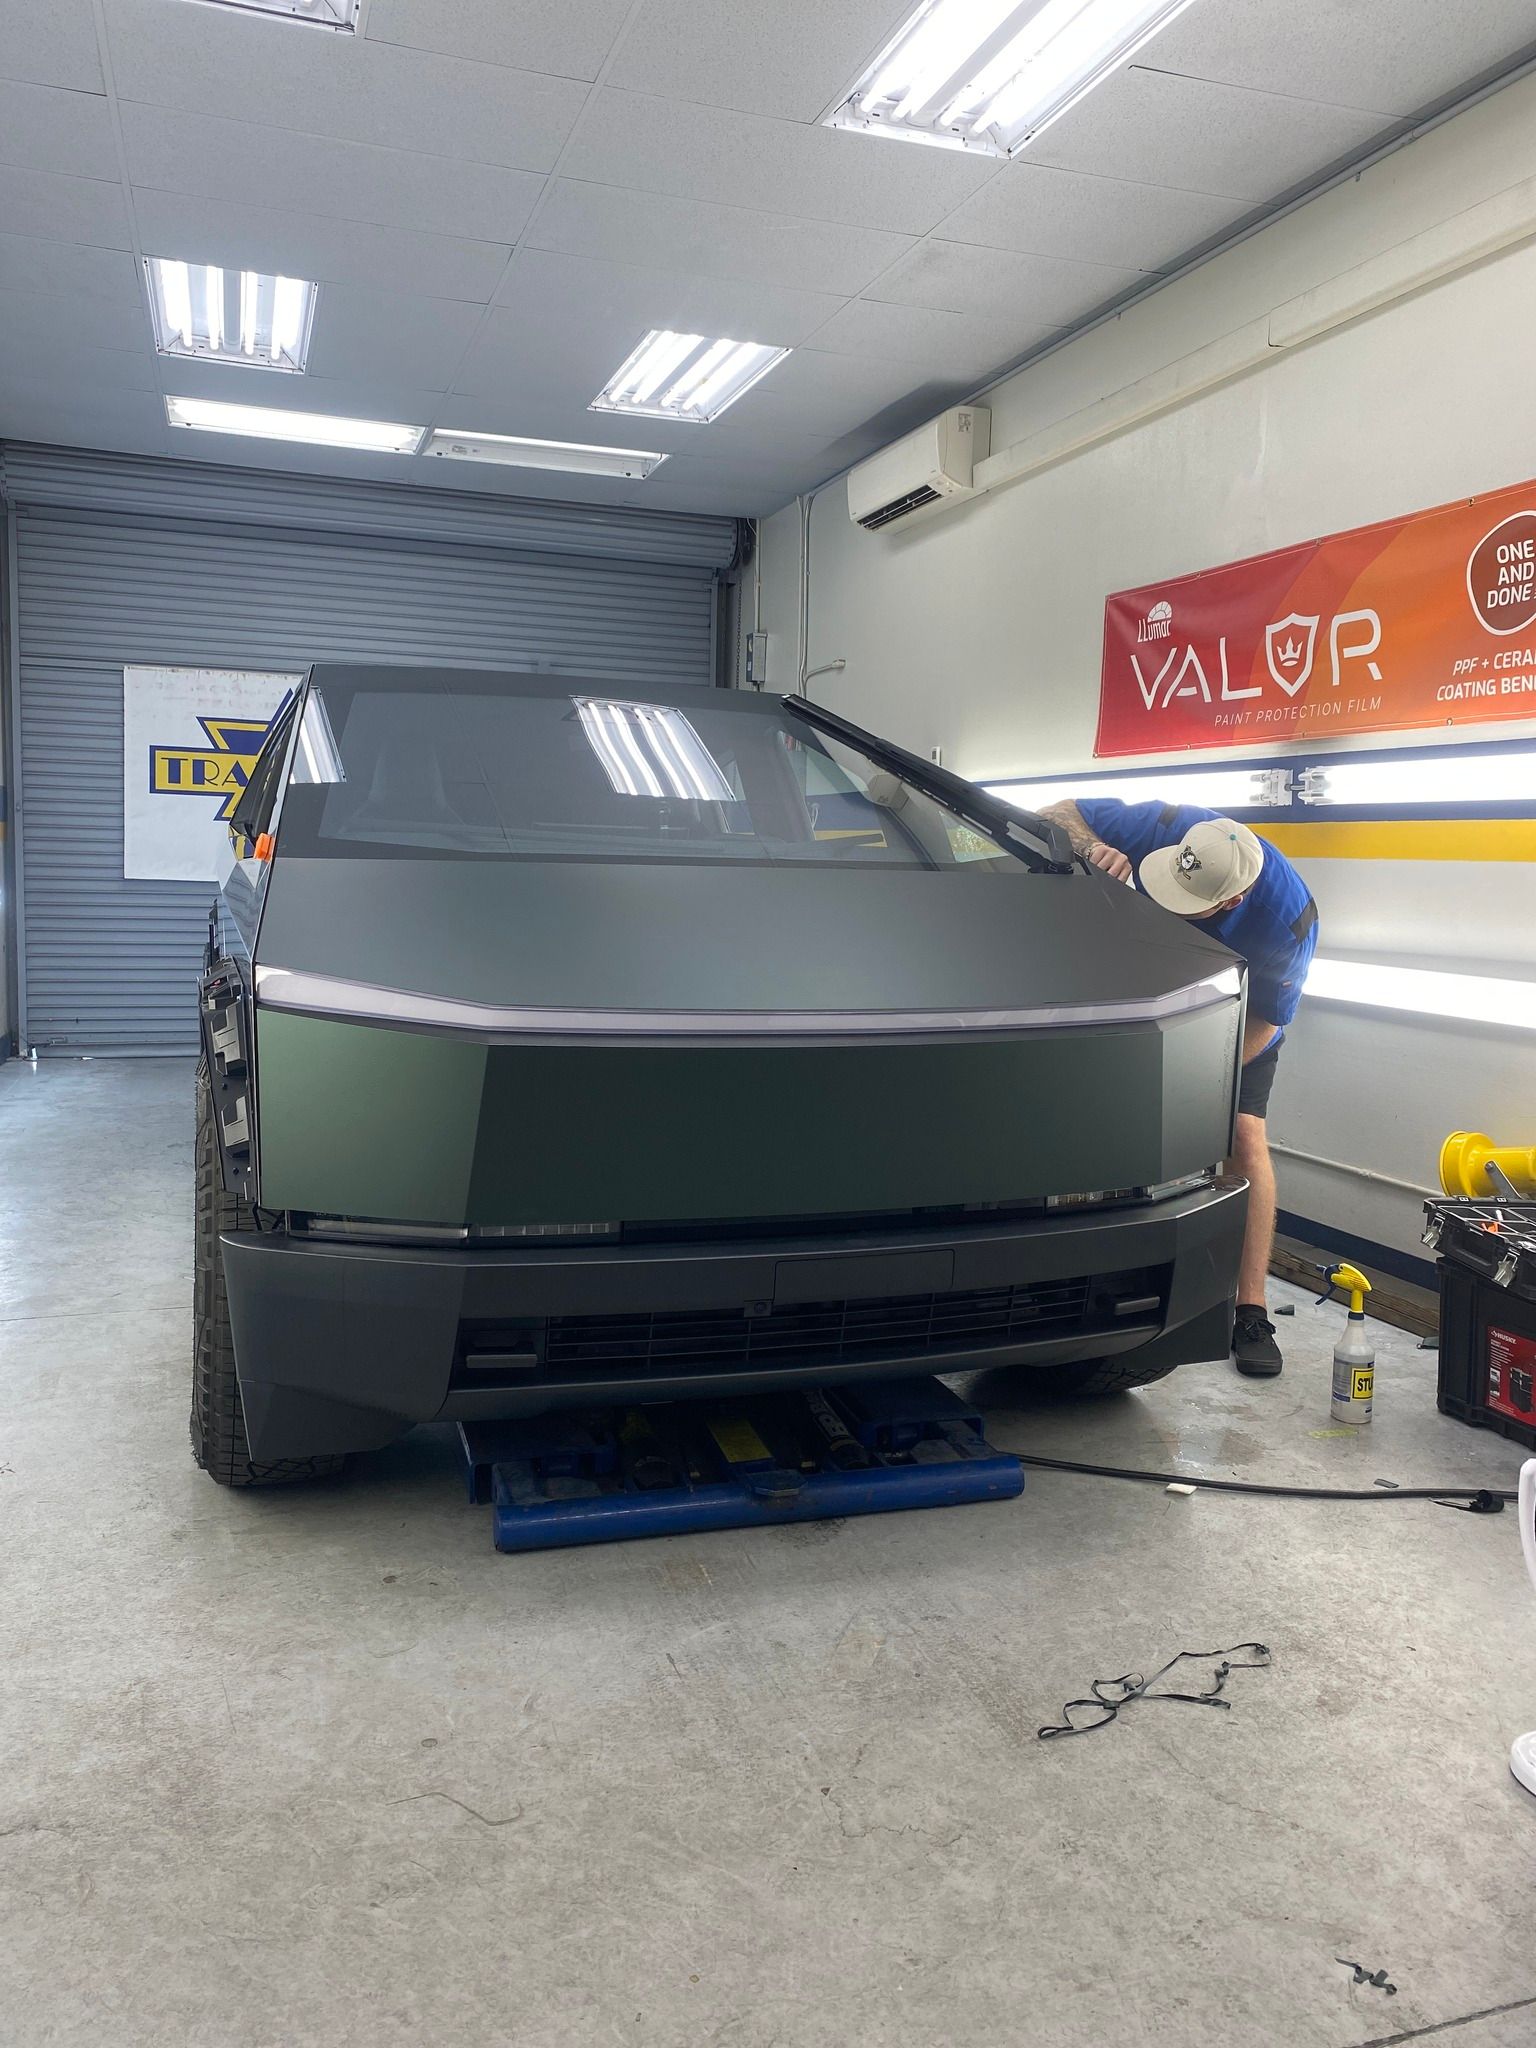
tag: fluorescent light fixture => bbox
[984,769,1276,812]
[1307,957,1536,1031]
[576,699,735,802]
[422,430,668,480]
[1303,751,1536,808]
[146,258,316,371]
[827,0,1198,156]
[184,0,360,26]
[592,330,790,424]
[165,394,423,454]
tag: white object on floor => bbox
[1515,1458,1536,1798]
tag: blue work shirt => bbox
[1076,799,1318,1046]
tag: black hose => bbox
[1017,1453,1513,1507]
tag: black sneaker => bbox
[1233,1305,1283,1377]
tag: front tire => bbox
[1023,1354,1182,1398]
[192,1060,345,1488]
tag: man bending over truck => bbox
[1038,799,1318,1379]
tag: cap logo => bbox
[1176,846,1203,876]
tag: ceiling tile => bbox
[696,368,962,468]
[563,88,994,236]
[1028,65,1394,201]
[647,415,852,468]
[802,297,1061,379]
[364,0,631,81]
[104,0,587,172]
[0,0,103,91]
[121,102,543,245]
[642,463,809,516]
[492,248,848,346]
[0,282,149,354]
[453,250,850,422]
[0,233,140,302]
[864,240,1142,326]
[942,161,1245,272]
[531,180,913,298]
[132,189,513,302]
[606,0,912,122]
[710,347,934,433]
[0,164,133,251]
[1145,0,1536,118]
[0,80,119,181]
[11,334,160,394]
[304,284,485,389]
[0,376,170,454]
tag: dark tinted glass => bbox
[276,676,1019,871]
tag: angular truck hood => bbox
[254,857,1238,1029]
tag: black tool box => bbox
[1425,1199,1536,1451]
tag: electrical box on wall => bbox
[745,631,770,686]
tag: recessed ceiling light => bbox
[184,0,360,27]
[146,258,317,372]
[421,430,668,480]
[166,395,423,454]
[591,330,790,424]
[826,0,1197,157]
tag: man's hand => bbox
[1086,839,1132,881]
[1038,801,1134,882]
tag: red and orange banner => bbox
[1096,476,1536,756]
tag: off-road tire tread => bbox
[192,1059,345,1487]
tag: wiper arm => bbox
[788,699,1075,873]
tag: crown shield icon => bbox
[1264,613,1319,697]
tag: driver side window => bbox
[229,695,298,852]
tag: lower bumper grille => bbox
[535,1277,1094,1380]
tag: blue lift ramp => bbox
[456,1377,1023,1553]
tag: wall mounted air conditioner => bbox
[847,406,991,533]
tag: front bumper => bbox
[223,1181,1247,1461]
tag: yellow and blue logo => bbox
[148,695,291,822]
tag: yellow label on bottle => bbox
[1352,1368,1374,1401]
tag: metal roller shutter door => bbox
[9,481,731,1055]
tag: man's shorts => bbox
[1238,1038,1281,1120]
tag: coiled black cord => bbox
[1039,1640,1273,1740]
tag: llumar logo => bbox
[148,701,288,821]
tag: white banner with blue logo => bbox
[122,666,302,881]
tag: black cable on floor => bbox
[1038,1640,1272,1740]
[1016,1453,1514,1508]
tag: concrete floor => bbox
[3,1058,1535,2048]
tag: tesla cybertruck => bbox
[194,665,1247,1486]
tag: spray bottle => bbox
[1322,1263,1375,1425]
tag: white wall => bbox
[754,75,1536,1263]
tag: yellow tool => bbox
[1321,1263,1375,1426]
[1440,1132,1536,1200]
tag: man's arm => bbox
[1037,800,1133,881]
[1243,1013,1279,1065]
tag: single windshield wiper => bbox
[787,699,1075,874]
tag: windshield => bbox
[275,674,1021,871]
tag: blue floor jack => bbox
[456,1377,1023,1553]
